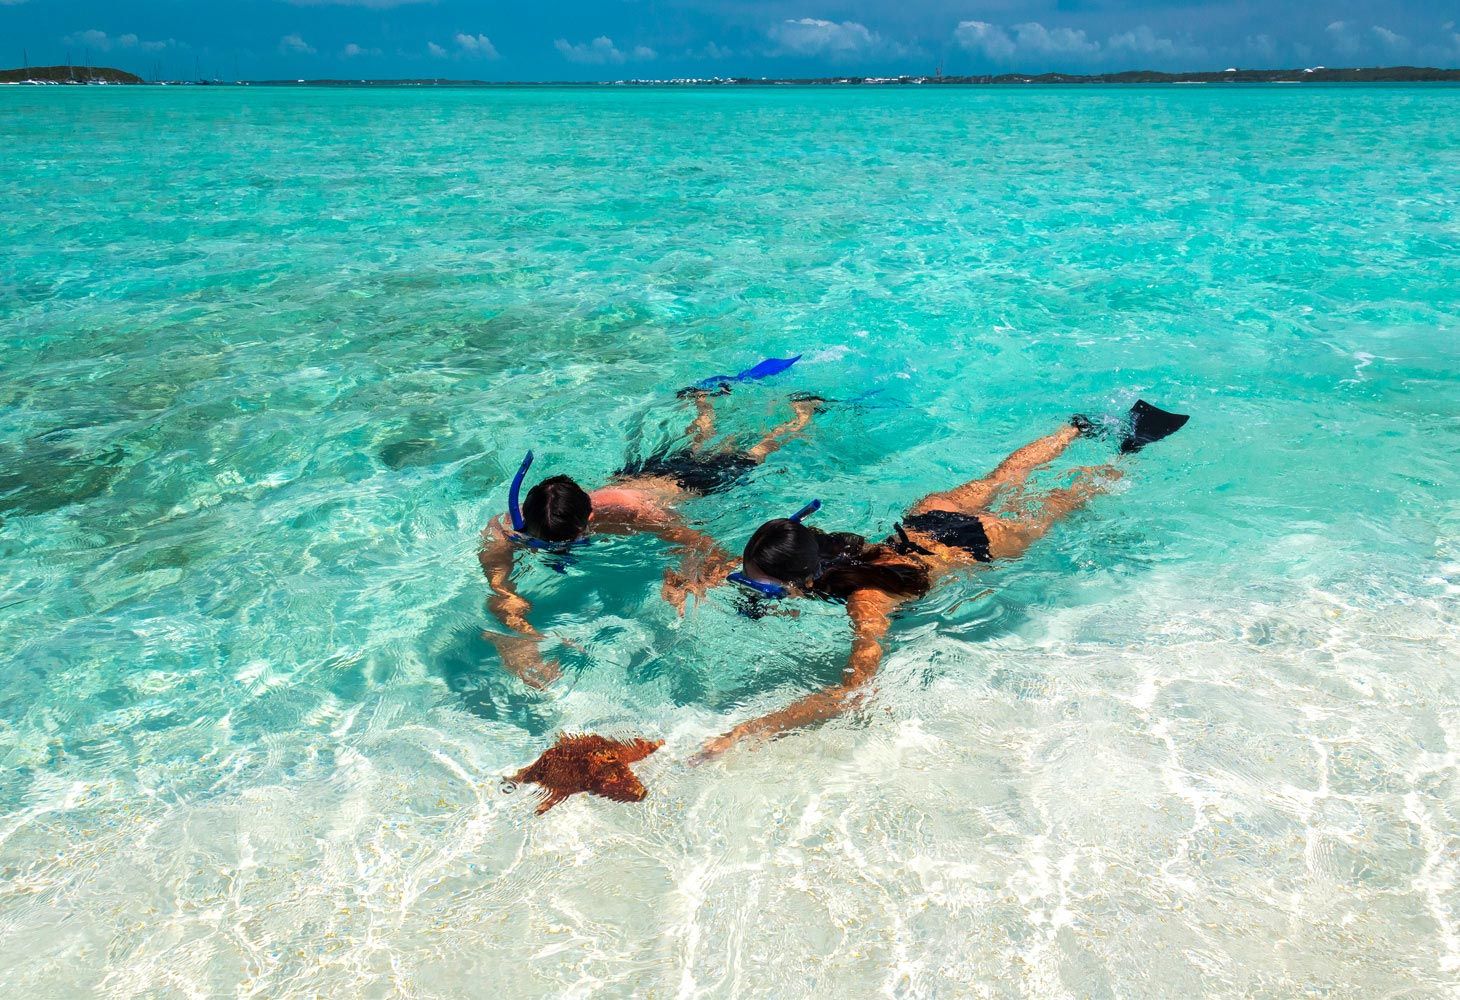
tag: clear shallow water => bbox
[1,85,1457,996]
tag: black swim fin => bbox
[1120,400,1190,454]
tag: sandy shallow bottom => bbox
[4,558,1456,998]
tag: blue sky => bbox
[4,1,1459,80]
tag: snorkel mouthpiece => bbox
[727,571,793,600]
[729,499,822,601]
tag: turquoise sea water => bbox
[1,86,1458,996]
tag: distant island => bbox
[3,64,1458,87]
[0,65,142,85]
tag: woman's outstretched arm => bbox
[694,588,899,761]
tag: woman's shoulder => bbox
[845,587,903,615]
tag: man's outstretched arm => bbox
[598,507,738,614]
[478,517,560,688]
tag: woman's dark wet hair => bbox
[522,475,591,542]
[743,519,823,584]
[743,520,930,600]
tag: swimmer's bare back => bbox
[587,480,688,533]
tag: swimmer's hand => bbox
[519,656,562,690]
[689,724,760,765]
[662,557,732,615]
[488,632,562,689]
[661,568,694,615]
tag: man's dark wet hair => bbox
[743,519,929,599]
[521,475,592,542]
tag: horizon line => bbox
[5,63,1460,87]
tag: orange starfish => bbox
[511,733,663,814]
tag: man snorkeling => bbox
[480,359,824,688]
[695,400,1189,761]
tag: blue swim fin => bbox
[1120,400,1190,454]
[733,355,801,383]
[683,355,802,395]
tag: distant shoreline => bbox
[4,64,1459,88]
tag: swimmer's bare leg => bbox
[685,392,719,454]
[982,464,1120,559]
[745,396,821,463]
[910,424,1080,516]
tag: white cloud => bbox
[278,34,316,56]
[1371,25,1405,48]
[1244,33,1277,60]
[701,42,734,60]
[62,29,174,53]
[955,21,1097,60]
[65,29,115,50]
[554,36,655,65]
[427,42,447,58]
[1326,20,1360,56]
[1013,22,1098,56]
[454,33,500,59]
[769,18,887,57]
[341,43,380,58]
[957,20,1212,65]
[1107,27,1170,57]
[1414,22,1460,62]
[954,22,1016,60]
[0,0,30,6]
[1108,25,1192,59]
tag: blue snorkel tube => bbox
[507,451,533,534]
[506,451,590,554]
[728,499,822,600]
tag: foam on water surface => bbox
[1,85,1458,997]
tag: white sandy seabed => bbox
[1,525,1457,1000]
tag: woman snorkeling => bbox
[694,401,1189,762]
